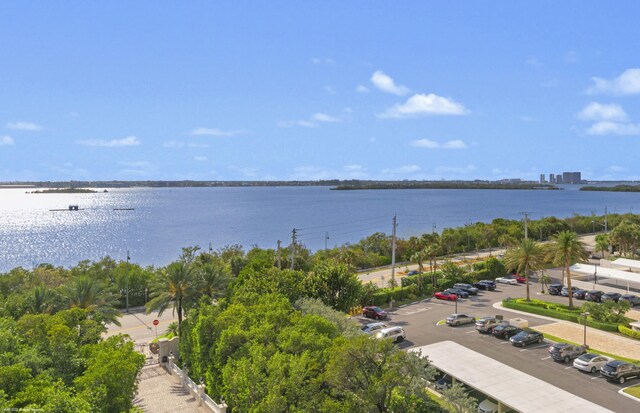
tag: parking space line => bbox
[591,376,604,380]
[540,356,551,360]
[564,366,573,370]
[466,330,477,334]
[500,341,511,345]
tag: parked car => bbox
[600,360,640,384]
[474,280,496,291]
[434,291,458,301]
[478,399,500,413]
[495,276,518,285]
[446,313,476,326]
[619,294,640,307]
[573,289,588,300]
[362,306,388,320]
[510,274,527,283]
[475,316,502,333]
[375,326,406,343]
[585,290,605,302]
[548,283,563,295]
[445,288,469,299]
[453,283,479,295]
[601,292,622,302]
[360,322,388,334]
[509,329,544,347]
[573,353,613,373]
[561,286,580,297]
[492,324,522,339]
[435,374,452,390]
[406,270,420,276]
[548,343,587,363]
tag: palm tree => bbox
[504,239,545,301]
[146,261,197,334]
[61,276,121,325]
[197,262,230,301]
[538,271,551,294]
[545,231,589,309]
[30,284,56,314]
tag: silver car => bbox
[360,322,387,335]
[446,313,476,326]
[573,353,613,373]
[475,316,501,333]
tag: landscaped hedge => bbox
[619,324,640,340]
[369,284,434,306]
[502,299,620,332]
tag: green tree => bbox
[545,231,588,308]
[441,383,477,413]
[595,233,610,258]
[323,334,436,413]
[610,221,640,256]
[440,261,465,283]
[504,239,545,301]
[306,262,363,312]
[197,262,231,301]
[61,277,121,326]
[146,261,197,334]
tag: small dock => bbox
[50,205,83,212]
[114,208,135,211]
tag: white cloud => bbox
[76,136,140,147]
[0,136,15,146]
[587,121,640,135]
[194,156,208,162]
[434,164,477,175]
[411,139,468,149]
[312,112,341,123]
[370,70,410,95]
[163,140,210,148]
[6,121,42,131]
[190,128,249,137]
[324,86,337,94]
[606,165,626,173]
[577,102,628,122]
[588,68,640,95]
[381,165,422,175]
[520,116,534,122]
[356,85,370,93]
[311,57,335,65]
[117,161,157,176]
[378,93,468,118]
[188,142,209,148]
[525,57,542,67]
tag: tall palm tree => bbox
[30,284,56,314]
[61,276,121,325]
[545,231,589,309]
[146,261,197,334]
[197,262,230,301]
[504,239,545,301]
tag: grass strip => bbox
[623,385,640,398]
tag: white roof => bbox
[611,258,640,270]
[410,341,614,413]
[571,263,640,284]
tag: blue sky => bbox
[2,1,640,181]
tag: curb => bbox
[618,386,640,403]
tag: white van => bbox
[375,326,406,343]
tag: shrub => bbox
[619,325,640,340]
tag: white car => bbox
[573,353,613,373]
[495,276,517,285]
[361,322,387,335]
[375,326,406,343]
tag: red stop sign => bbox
[153,319,159,326]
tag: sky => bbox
[2,1,640,182]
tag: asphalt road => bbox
[357,282,639,412]
[106,306,178,343]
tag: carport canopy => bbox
[571,263,640,284]
[611,258,640,271]
[411,341,615,413]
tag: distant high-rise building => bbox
[562,172,582,184]
[556,174,563,184]
[539,174,546,184]
[549,173,555,184]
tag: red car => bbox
[508,274,527,283]
[434,291,458,301]
[362,306,388,320]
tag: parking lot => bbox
[358,282,639,412]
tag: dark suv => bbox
[474,280,496,291]
[548,284,563,295]
[601,292,622,302]
[453,283,479,295]
[549,343,587,363]
[600,361,640,384]
[585,290,605,302]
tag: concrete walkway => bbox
[134,365,209,413]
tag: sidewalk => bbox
[494,302,640,360]
[134,365,209,413]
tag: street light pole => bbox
[455,297,458,313]
[581,312,590,347]
[593,263,598,288]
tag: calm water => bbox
[1,186,640,271]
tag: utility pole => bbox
[391,215,397,291]
[325,232,329,251]
[276,240,282,269]
[522,212,529,240]
[290,228,297,270]
[604,206,608,232]
[126,250,130,313]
